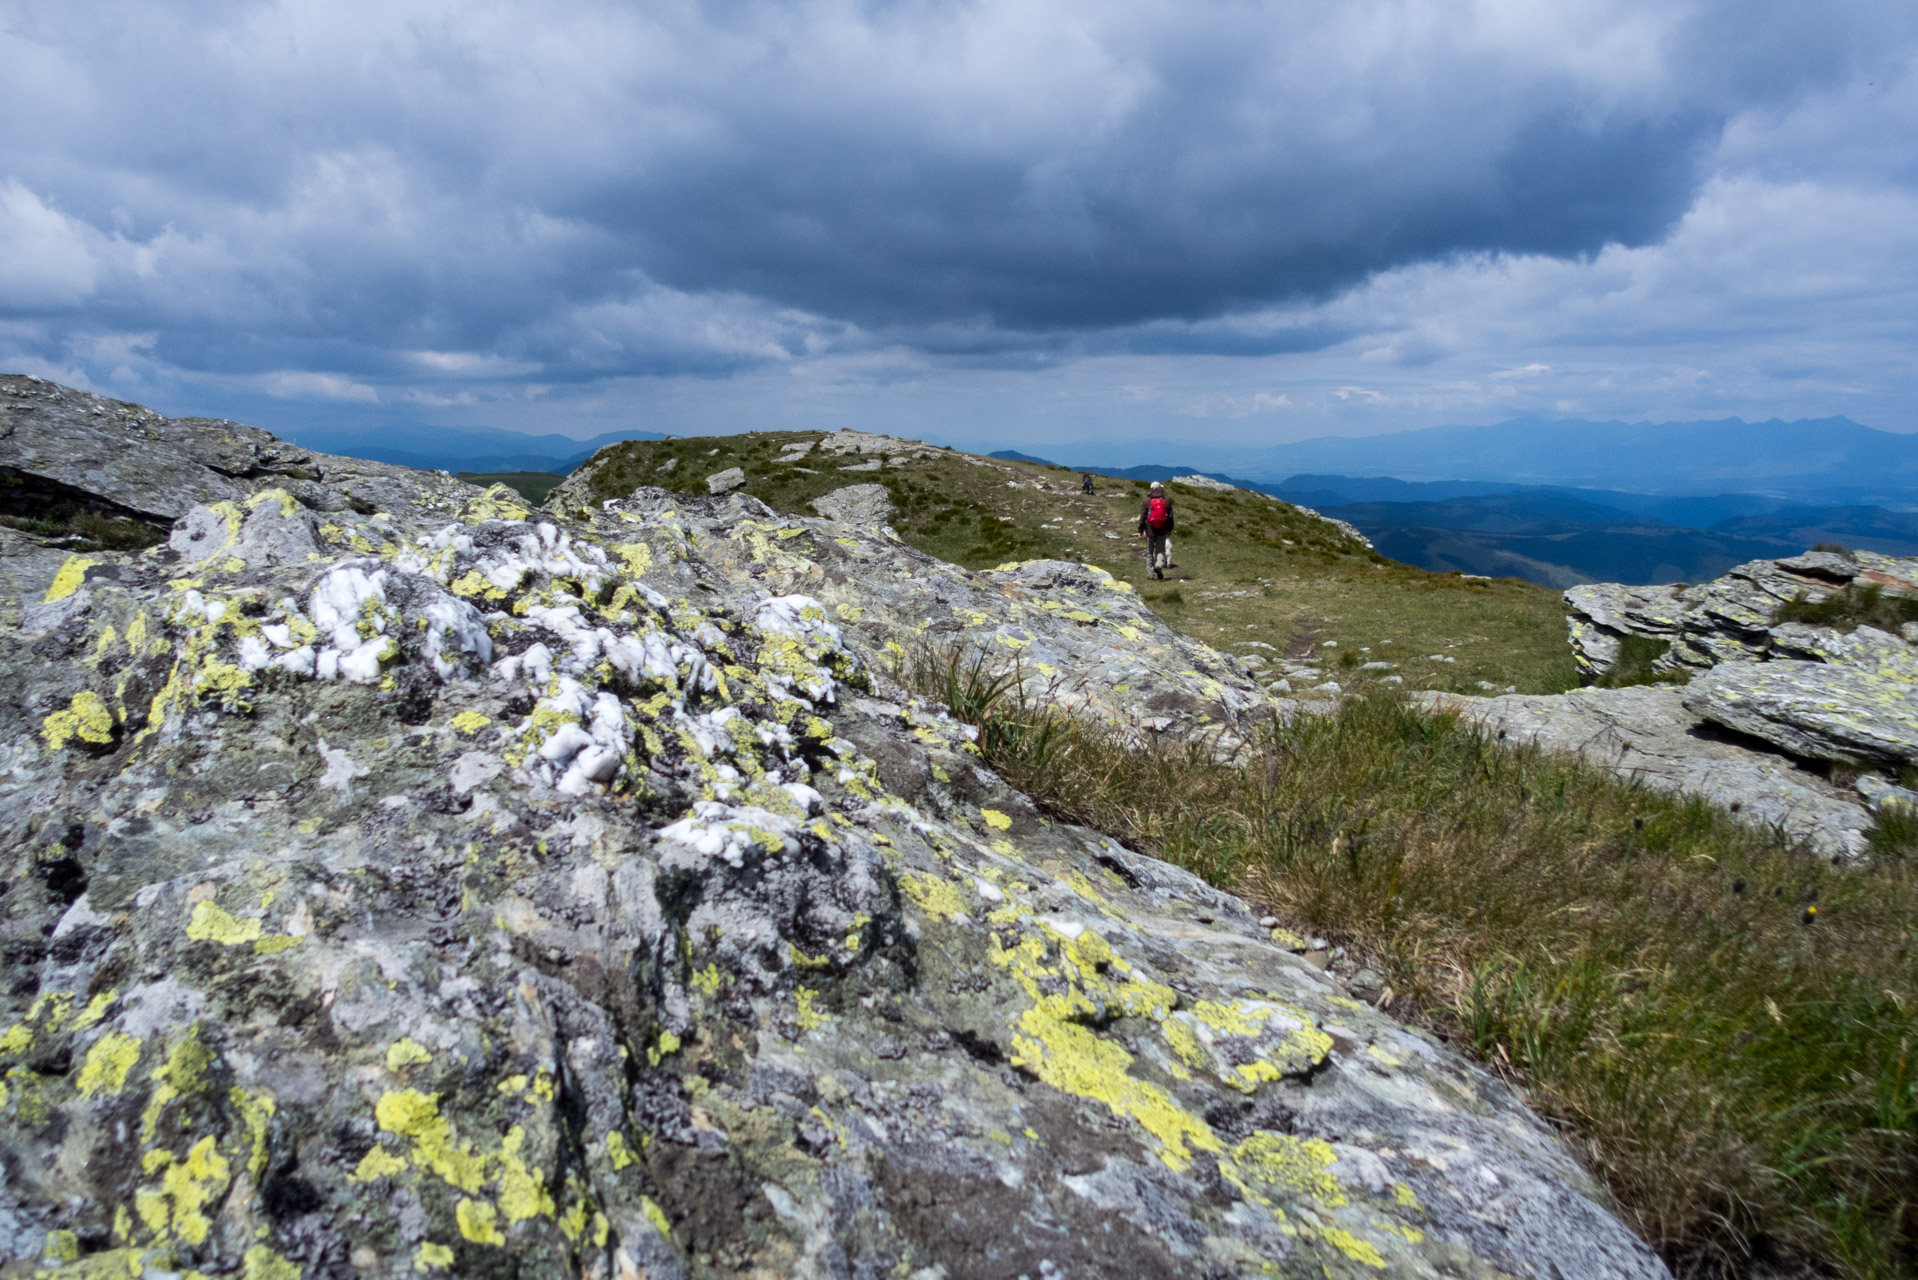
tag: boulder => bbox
[703,466,746,495]
[0,382,1665,1280]
[807,482,894,529]
[1421,686,1871,860]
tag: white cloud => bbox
[0,180,101,308]
[258,371,380,403]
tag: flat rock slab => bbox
[808,483,894,528]
[1420,685,1870,860]
[1685,625,1918,769]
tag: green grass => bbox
[1593,633,1692,688]
[457,471,564,504]
[565,432,1581,694]
[904,649,1918,1278]
[1777,584,1918,635]
[0,502,165,550]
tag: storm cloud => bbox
[2,0,1914,439]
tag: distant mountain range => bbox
[280,421,665,474]
[1051,415,1918,503]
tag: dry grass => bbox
[906,649,1918,1278]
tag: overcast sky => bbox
[3,0,1915,449]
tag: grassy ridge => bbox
[566,432,1581,694]
[905,650,1916,1278]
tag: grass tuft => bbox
[908,649,1918,1278]
[1593,633,1692,688]
[1777,584,1918,635]
[0,503,165,550]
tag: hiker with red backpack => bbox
[1137,481,1175,578]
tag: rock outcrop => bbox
[1433,549,1918,860]
[0,381,1665,1279]
[1563,549,1918,679]
[807,483,895,531]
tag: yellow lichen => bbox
[414,1242,456,1271]
[141,1027,213,1141]
[451,711,492,735]
[42,690,114,750]
[376,1089,488,1192]
[252,934,301,954]
[642,1195,673,1238]
[496,1126,556,1223]
[243,1244,303,1280]
[386,1038,434,1072]
[72,989,117,1030]
[230,1085,277,1179]
[605,1129,637,1170]
[1319,1225,1386,1268]
[899,872,969,922]
[614,542,654,578]
[457,1196,505,1245]
[186,900,263,946]
[351,1147,411,1182]
[44,555,98,603]
[159,1134,232,1244]
[794,987,827,1031]
[1011,996,1219,1171]
[75,1031,140,1098]
[980,808,1013,830]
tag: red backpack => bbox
[1146,496,1170,530]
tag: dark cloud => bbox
[0,0,1912,407]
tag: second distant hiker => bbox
[1138,481,1175,578]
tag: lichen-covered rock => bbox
[1683,624,1918,769]
[1563,549,1918,679]
[0,385,1664,1279]
[807,484,894,530]
[0,374,474,530]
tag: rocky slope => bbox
[0,377,1665,1279]
[1433,548,1918,860]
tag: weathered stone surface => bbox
[807,483,894,530]
[0,386,1664,1279]
[703,467,746,496]
[1684,624,1918,769]
[1168,474,1235,492]
[0,374,471,528]
[1563,550,1918,678]
[815,430,941,461]
[1419,686,1871,860]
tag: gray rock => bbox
[0,373,471,529]
[1421,685,1870,860]
[0,381,1665,1280]
[1857,773,1918,813]
[1684,628,1918,768]
[1564,551,1918,678]
[816,429,939,460]
[808,483,895,529]
[704,466,746,495]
